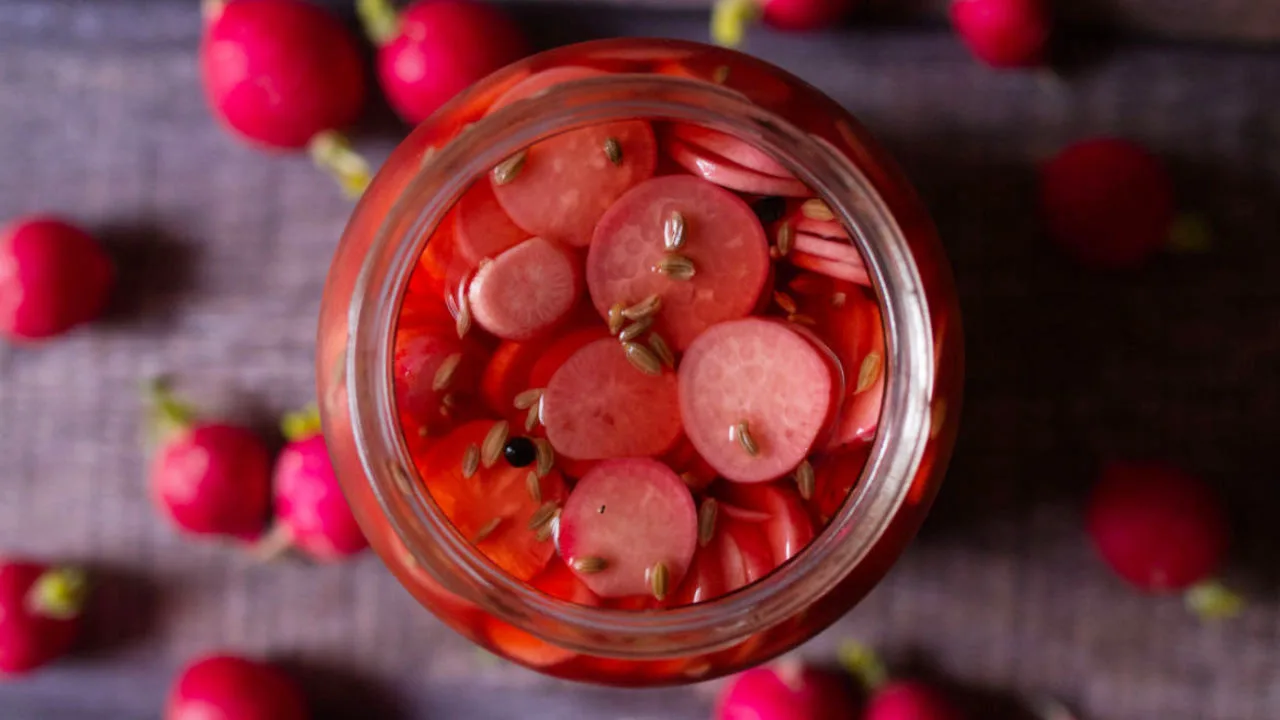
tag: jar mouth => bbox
[346,69,936,658]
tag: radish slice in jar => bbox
[667,123,795,179]
[719,481,816,565]
[454,181,530,265]
[666,137,810,197]
[557,458,697,598]
[788,248,871,286]
[792,232,864,266]
[587,175,771,350]
[679,319,833,483]
[467,237,582,340]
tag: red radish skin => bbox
[0,216,113,342]
[165,654,307,720]
[1039,138,1176,269]
[719,481,816,565]
[0,561,88,675]
[587,175,772,350]
[714,663,859,720]
[679,319,834,483]
[528,325,611,389]
[467,237,582,340]
[667,137,810,197]
[146,384,272,540]
[951,0,1050,69]
[865,680,965,720]
[268,410,368,561]
[359,0,527,125]
[718,516,776,589]
[1087,462,1240,617]
[792,232,863,266]
[788,249,871,285]
[541,339,682,460]
[393,318,485,438]
[200,0,370,195]
[557,458,698,598]
[711,0,857,49]
[667,124,794,178]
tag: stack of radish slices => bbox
[395,68,886,621]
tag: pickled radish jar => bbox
[317,39,961,685]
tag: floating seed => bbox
[794,459,815,500]
[455,293,473,339]
[618,316,653,343]
[733,420,759,456]
[572,556,608,574]
[649,561,670,600]
[622,294,662,321]
[513,388,543,411]
[773,291,797,315]
[623,341,662,376]
[417,426,430,438]
[856,352,882,394]
[534,509,559,542]
[608,302,626,334]
[698,498,718,547]
[775,222,794,257]
[654,253,696,280]
[432,352,462,392]
[801,198,835,221]
[647,332,675,369]
[831,292,847,308]
[525,401,540,432]
[788,313,817,327]
[663,210,687,251]
[525,471,542,503]
[604,137,623,166]
[534,438,554,478]
[473,517,503,543]
[461,444,480,478]
[712,65,730,84]
[492,151,526,185]
[527,501,560,532]
[481,420,510,468]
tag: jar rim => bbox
[344,50,936,659]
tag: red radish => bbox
[672,545,727,605]
[714,662,858,720]
[794,215,850,241]
[488,65,606,112]
[200,0,370,196]
[393,317,485,438]
[679,319,833,483]
[479,339,546,418]
[467,237,582,340]
[840,643,965,720]
[795,285,885,449]
[528,325,611,388]
[0,216,113,342]
[667,124,794,179]
[557,458,697,598]
[813,441,872,522]
[416,421,567,580]
[1039,138,1177,269]
[666,137,810,197]
[262,406,368,561]
[357,0,526,126]
[711,0,856,48]
[454,180,531,266]
[717,515,776,588]
[146,381,272,540]
[719,481,816,565]
[165,653,307,720]
[1087,461,1242,618]
[587,175,772,350]
[950,0,1050,69]
[541,339,682,460]
[0,560,88,675]
[792,232,863,267]
[789,250,871,285]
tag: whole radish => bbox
[841,643,965,720]
[0,560,89,675]
[0,216,114,342]
[950,0,1050,69]
[166,653,308,720]
[146,380,272,541]
[714,661,858,720]
[259,406,368,561]
[712,0,855,47]
[1039,137,1177,269]
[1087,461,1242,619]
[357,0,527,125]
[200,0,371,196]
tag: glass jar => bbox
[316,38,962,686]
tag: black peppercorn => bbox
[503,436,537,468]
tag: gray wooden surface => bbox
[2,1,1280,718]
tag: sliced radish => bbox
[541,338,682,460]
[587,175,771,349]
[454,180,530,265]
[719,517,776,589]
[557,458,697,598]
[467,236,582,340]
[527,325,611,389]
[718,501,773,524]
[666,137,809,197]
[794,215,850,240]
[480,338,548,420]
[672,546,727,605]
[667,124,794,179]
[788,249,871,286]
[792,233,863,266]
[393,319,484,437]
[719,481,816,565]
[416,421,567,580]
[679,319,833,483]
[485,619,575,668]
[812,441,872,522]
[803,290,886,448]
[489,66,606,111]
[664,436,718,493]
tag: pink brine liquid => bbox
[393,62,886,659]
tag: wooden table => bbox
[1,1,1277,718]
